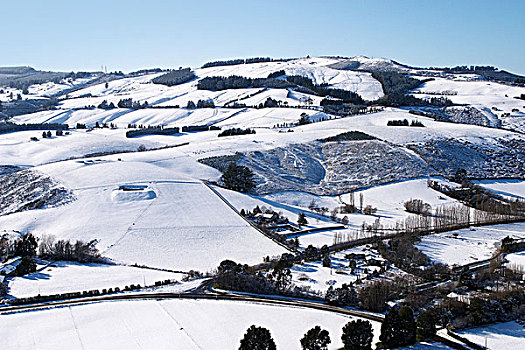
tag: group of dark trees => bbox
[215,259,293,296]
[0,122,68,134]
[2,233,39,276]
[199,152,243,173]
[202,57,289,68]
[197,75,292,91]
[238,311,424,350]
[182,124,220,132]
[267,70,285,79]
[358,277,420,312]
[93,121,117,129]
[367,70,454,107]
[38,235,102,263]
[218,128,256,137]
[238,319,374,350]
[379,306,417,348]
[185,99,216,108]
[387,119,424,127]
[97,100,116,109]
[125,126,180,138]
[221,163,256,193]
[404,199,432,216]
[440,65,497,72]
[97,98,148,110]
[375,238,450,282]
[240,206,296,243]
[1,232,102,279]
[34,129,66,139]
[151,68,195,86]
[325,283,358,307]
[286,75,364,104]
[303,244,330,263]
[317,131,376,142]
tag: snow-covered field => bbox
[457,321,525,350]
[6,261,184,299]
[417,222,525,266]
[0,299,381,350]
[475,179,525,199]
[0,159,287,272]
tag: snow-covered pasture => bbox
[457,321,525,350]
[0,128,165,166]
[416,222,525,266]
[0,160,286,272]
[6,261,184,299]
[262,178,458,248]
[0,298,381,350]
[475,179,525,200]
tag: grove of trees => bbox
[221,163,256,193]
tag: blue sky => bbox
[1,0,524,74]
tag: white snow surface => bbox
[0,298,381,350]
[475,179,525,199]
[6,261,184,298]
[417,222,525,266]
[457,321,525,350]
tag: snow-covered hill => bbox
[1,55,524,281]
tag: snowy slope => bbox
[416,222,525,266]
[0,299,381,350]
[7,261,184,298]
[21,57,383,113]
[457,321,525,350]
[0,159,287,271]
[475,179,525,199]
[412,77,525,131]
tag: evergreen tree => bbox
[298,213,308,226]
[380,306,416,348]
[300,326,331,350]
[399,306,417,346]
[14,233,38,257]
[221,163,255,193]
[14,256,36,276]
[380,308,402,348]
[453,168,467,184]
[186,100,196,109]
[341,320,373,350]
[322,254,331,267]
[416,310,437,341]
[239,325,276,350]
